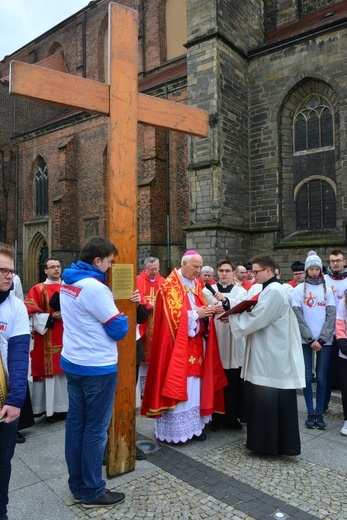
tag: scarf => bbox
[305,275,324,286]
[326,266,347,280]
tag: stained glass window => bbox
[294,95,334,153]
[35,159,48,216]
[296,179,335,230]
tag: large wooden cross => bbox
[9,2,208,476]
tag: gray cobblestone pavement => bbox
[8,392,347,520]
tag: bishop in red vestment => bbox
[140,251,227,444]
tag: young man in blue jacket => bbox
[0,243,30,520]
[60,236,129,509]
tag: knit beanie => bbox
[304,250,322,271]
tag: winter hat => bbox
[305,251,322,272]
[291,261,305,272]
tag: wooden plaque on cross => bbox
[9,2,208,476]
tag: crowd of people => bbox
[1,241,347,518]
[141,248,346,454]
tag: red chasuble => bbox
[25,282,64,379]
[140,269,227,418]
[136,269,165,361]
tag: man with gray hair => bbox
[141,250,226,444]
[197,265,215,289]
[136,256,165,364]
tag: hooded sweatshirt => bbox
[60,261,129,375]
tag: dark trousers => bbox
[324,337,340,409]
[212,367,244,426]
[338,356,347,420]
[0,419,18,519]
[18,384,35,431]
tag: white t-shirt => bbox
[60,277,122,367]
[324,274,347,308]
[290,282,335,344]
[0,294,30,376]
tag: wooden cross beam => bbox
[9,2,208,477]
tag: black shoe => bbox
[192,432,206,441]
[53,412,67,421]
[226,420,243,430]
[82,489,125,508]
[208,421,220,432]
[135,446,147,460]
[16,431,26,443]
[33,412,45,418]
[45,412,67,423]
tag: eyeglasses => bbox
[0,267,17,277]
[330,259,344,263]
[46,265,61,270]
[253,267,269,274]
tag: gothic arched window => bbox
[294,95,334,154]
[35,159,48,217]
[295,178,336,230]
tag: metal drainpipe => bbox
[82,7,87,77]
[141,0,146,73]
[13,95,19,269]
[14,142,19,269]
[164,84,171,272]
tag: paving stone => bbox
[7,392,346,519]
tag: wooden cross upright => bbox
[9,2,208,476]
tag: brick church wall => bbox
[247,24,347,273]
[186,0,264,265]
[0,0,191,281]
[2,0,347,282]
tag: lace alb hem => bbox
[154,404,210,444]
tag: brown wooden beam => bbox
[10,61,208,137]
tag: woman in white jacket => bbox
[291,251,335,430]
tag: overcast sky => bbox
[0,0,89,60]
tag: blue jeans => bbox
[64,371,118,502]
[0,419,18,519]
[302,343,331,415]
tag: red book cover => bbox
[217,294,259,319]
